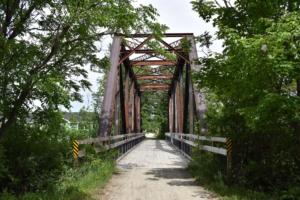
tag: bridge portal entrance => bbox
[98,33,206,137]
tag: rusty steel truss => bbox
[98,33,207,137]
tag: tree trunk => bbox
[0,84,31,139]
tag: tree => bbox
[192,0,300,191]
[0,0,166,139]
[192,0,300,36]
[141,91,168,135]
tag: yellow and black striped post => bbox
[226,138,233,175]
[73,140,79,160]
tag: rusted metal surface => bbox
[188,64,194,135]
[167,58,185,95]
[174,82,179,132]
[168,95,174,132]
[169,38,183,49]
[131,60,176,66]
[123,39,139,50]
[136,75,173,80]
[183,63,190,133]
[98,33,205,143]
[132,53,156,61]
[187,35,207,133]
[157,38,190,63]
[177,65,184,133]
[123,49,184,54]
[140,88,170,91]
[172,91,176,133]
[99,36,122,137]
[132,53,167,62]
[124,68,130,133]
[114,68,120,135]
[117,33,194,37]
[134,94,141,132]
[129,82,135,132]
[118,36,152,65]
[140,84,170,91]
[119,64,127,134]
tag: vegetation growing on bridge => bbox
[191,0,300,198]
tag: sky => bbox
[70,0,222,112]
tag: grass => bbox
[188,157,274,200]
[0,157,115,200]
[195,179,273,200]
[188,157,300,200]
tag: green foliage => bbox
[146,40,176,61]
[141,91,168,137]
[0,120,69,193]
[0,104,110,195]
[0,156,115,200]
[0,192,16,200]
[192,0,300,195]
[189,150,274,200]
[0,0,165,138]
[0,145,7,180]
[189,150,225,183]
[191,0,300,36]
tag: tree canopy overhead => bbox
[0,0,167,138]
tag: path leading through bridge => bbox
[95,139,219,200]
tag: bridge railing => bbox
[165,133,232,173]
[73,133,145,160]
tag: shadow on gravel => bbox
[145,168,191,179]
[154,140,177,154]
[145,168,199,187]
[146,177,159,181]
[168,180,198,186]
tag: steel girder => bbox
[98,33,206,137]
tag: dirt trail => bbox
[95,139,219,200]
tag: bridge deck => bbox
[97,139,218,200]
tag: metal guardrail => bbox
[165,132,233,174]
[165,133,229,156]
[73,133,145,159]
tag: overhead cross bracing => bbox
[120,33,191,93]
[98,33,207,138]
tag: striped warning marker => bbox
[226,138,233,175]
[226,138,233,154]
[73,140,79,159]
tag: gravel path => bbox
[95,139,219,200]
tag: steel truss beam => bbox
[118,35,153,65]
[140,84,170,91]
[136,75,173,80]
[117,33,194,37]
[131,60,175,66]
[122,49,184,54]
[99,36,122,137]
[132,53,167,62]
[98,33,206,139]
